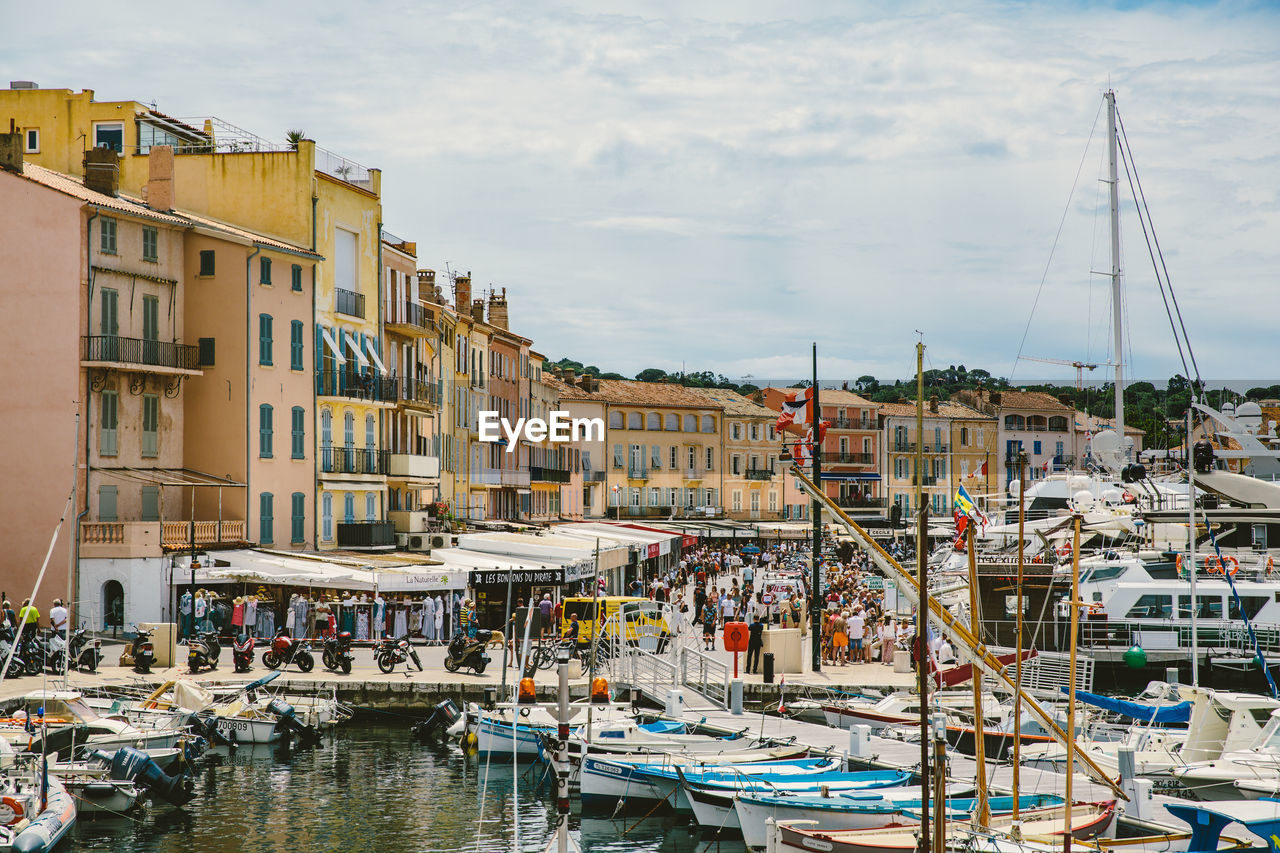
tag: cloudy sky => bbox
[6,1,1277,384]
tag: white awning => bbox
[320,327,347,364]
[363,338,387,374]
[343,330,370,368]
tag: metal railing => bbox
[830,418,872,430]
[744,468,774,481]
[316,369,397,402]
[315,147,373,187]
[530,466,571,483]
[836,496,886,509]
[831,452,875,465]
[388,301,434,332]
[627,466,648,480]
[335,520,395,548]
[320,446,390,475]
[336,288,365,318]
[82,335,199,371]
[680,646,730,709]
[588,471,607,482]
[397,377,438,407]
[892,443,948,454]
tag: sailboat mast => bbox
[1106,90,1126,456]
[1187,408,1199,686]
[966,523,990,828]
[915,341,930,853]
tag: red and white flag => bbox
[775,387,813,435]
[967,460,987,479]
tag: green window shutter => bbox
[260,256,272,284]
[99,486,118,522]
[291,264,302,292]
[141,486,159,521]
[291,492,305,543]
[100,391,118,456]
[259,404,273,458]
[290,320,304,370]
[259,314,273,365]
[141,394,159,457]
[259,492,274,544]
[291,406,305,459]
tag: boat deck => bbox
[683,707,1193,834]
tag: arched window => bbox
[1048,416,1069,432]
[701,415,715,433]
[365,413,375,447]
[647,412,661,431]
[344,410,355,447]
[627,411,642,430]
[322,493,333,540]
[103,580,124,630]
[320,408,332,448]
[343,492,355,524]
[365,493,376,520]
[609,411,623,429]
[1027,415,1047,431]
[683,414,696,432]
[665,413,679,431]
[1004,414,1025,430]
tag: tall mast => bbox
[915,341,930,853]
[1106,90,1126,457]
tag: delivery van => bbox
[560,596,671,650]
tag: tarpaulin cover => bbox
[1061,688,1192,723]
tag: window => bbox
[701,415,715,433]
[706,447,714,470]
[651,445,661,468]
[23,128,39,153]
[670,446,677,469]
[1048,416,1069,432]
[1033,440,1042,455]
[609,411,623,429]
[960,427,969,446]
[198,250,215,276]
[258,314,273,365]
[259,404,273,457]
[1230,596,1268,621]
[731,423,742,440]
[732,454,741,475]
[291,264,303,292]
[647,412,661,430]
[1178,595,1223,619]
[769,490,778,512]
[343,493,355,524]
[649,487,660,507]
[142,295,159,361]
[750,424,759,441]
[99,485,118,522]
[142,226,158,262]
[322,493,333,541]
[93,122,124,152]
[1004,414,1024,430]
[1124,594,1172,619]
[100,217,117,254]
[259,493,274,545]
[291,407,305,459]
[1055,441,1064,459]
[100,390,118,456]
[259,256,272,285]
[344,411,355,447]
[630,488,640,508]
[141,394,159,457]
[732,491,742,512]
[365,414,375,448]
[627,412,642,430]
[366,493,376,521]
[141,486,159,521]
[100,287,119,337]
[290,320,304,370]
[613,444,624,468]
[751,492,760,512]
[684,414,696,432]
[291,493,305,544]
[688,447,696,470]
[665,413,679,431]
[976,428,984,447]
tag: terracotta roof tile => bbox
[878,400,993,420]
[553,378,723,409]
[683,387,776,418]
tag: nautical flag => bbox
[968,460,987,479]
[1042,460,1050,473]
[775,387,813,434]
[793,421,829,465]
[954,484,990,530]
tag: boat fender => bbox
[1268,557,1276,575]
[1,795,24,825]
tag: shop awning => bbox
[363,337,387,374]
[343,330,370,368]
[320,327,347,364]
[187,549,377,590]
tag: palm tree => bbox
[285,129,306,149]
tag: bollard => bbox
[666,689,685,717]
[763,652,775,684]
[1116,744,1136,786]
[765,817,776,853]
[849,724,871,759]
[731,679,744,715]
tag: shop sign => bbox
[646,544,660,560]
[469,568,565,587]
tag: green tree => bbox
[635,368,668,383]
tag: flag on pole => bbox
[968,460,987,479]
[775,387,813,434]
[954,483,990,531]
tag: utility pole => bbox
[811,343,822,673]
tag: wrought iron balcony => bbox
[829,417,872,430]
[316,369,397,403]
[397,377,439,408]
[744,468,774,481]
[336,288,365,318]
[588,470,607,482]
[892,443,949,454]
[320,446,390,475]
[627,466,649,480]
[531,466,571,483]
[387,301,435,334]
[336,520,395,549]
[831,452,875,465]
[82,335,199,371]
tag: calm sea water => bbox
[68,721,746,853]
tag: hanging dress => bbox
[356,607,370,641]
[393,605,408,639]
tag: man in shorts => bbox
[848,608,865,663]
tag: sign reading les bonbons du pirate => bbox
[468,568,565,587]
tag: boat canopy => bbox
[1060,687,1192,723]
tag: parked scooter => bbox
[67,627,102,672]
[129,627,156,674]
[0,625,27,677]
[232,634,255,673]
[321,630,354,674]
[262,628,314,672]
[187,630,221,673]
[375,635,423,674]
[443,631,491,675]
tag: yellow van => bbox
[560,596,671,649]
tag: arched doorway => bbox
[103,580,124,631]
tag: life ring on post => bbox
[1,795,24,825]
[1057,544,1073,557]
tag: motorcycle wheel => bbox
[472,659,487,675]
[341,658,352,675]
[50,653,66,676]
[296,653,314,673]
[322,650,336,671]
[410,650,423,671]
[443,656,459,673]
[24,656,41,676]
[377,653,396,674]
[263,651,281,670]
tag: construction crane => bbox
[1019,356,1099,390]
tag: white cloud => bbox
[4,0,1277,382]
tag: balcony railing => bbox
[388,301,434,332]
[588,471,607,482]
[336,520,395,549]
[836,496,887,509]
[892,443,949,454]
[474,467,531,487]
[627,466,649,480]
[316,369,397,402]
[913,475,940,486]
[336,288,366,318]
[831,452,875,465]
[82,335,200,371]
[320,446,390,475]
[829,418,871,430]
[744,468,774,481]
[397,377,439,408]
[531,466,571,483]
[684,468,704,480]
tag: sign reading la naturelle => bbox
[469,568,565,587]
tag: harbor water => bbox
[67,721,746,853]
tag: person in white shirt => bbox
[848,610,865,661]
[720,591,737,622]
[49,599,69,639]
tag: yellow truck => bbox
[560,596,671,651]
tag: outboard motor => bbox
[93,746,196,807]
[266,698,321,744]
[411,699,462,740]
[188,712,233,747]
[1193,439,1215,474]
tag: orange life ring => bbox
[1268,556,1276,575]
[1205,556,1239,576]
[1,795,24,825]
[1057,544,1072,557]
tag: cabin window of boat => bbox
[1145,563,1179,580]
[1081,564,1125,582]
[1259,714,1280,750]
[1229,596,1268,620]
[1124,594,1172,619]
[1177,596,1222,619]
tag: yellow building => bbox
[686,388,782,520]
[878,399,995,518]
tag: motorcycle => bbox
[0,625,27,677]
[321,630,354,674]
[232,634,255,672]
[187,630,221,673]
[375,635,423,674]
[67,627,102,673]
[443,630,490,675]
[129,627,156,674]
[262,628,314,672]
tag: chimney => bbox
[146,144,174,212]
[929,395,939,414]
[470,298,485,323]
[83,147,120,196]
[417,270,436,304]
[1058,394,1072,406]
[563,368,576,385]
[454,273,471,315]
[550,366,562,379]
[487,287,509,330]
[0,133,21,174]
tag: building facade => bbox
[878,399,995,518]
[953,389,1077,492]
[687,388,782,521]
